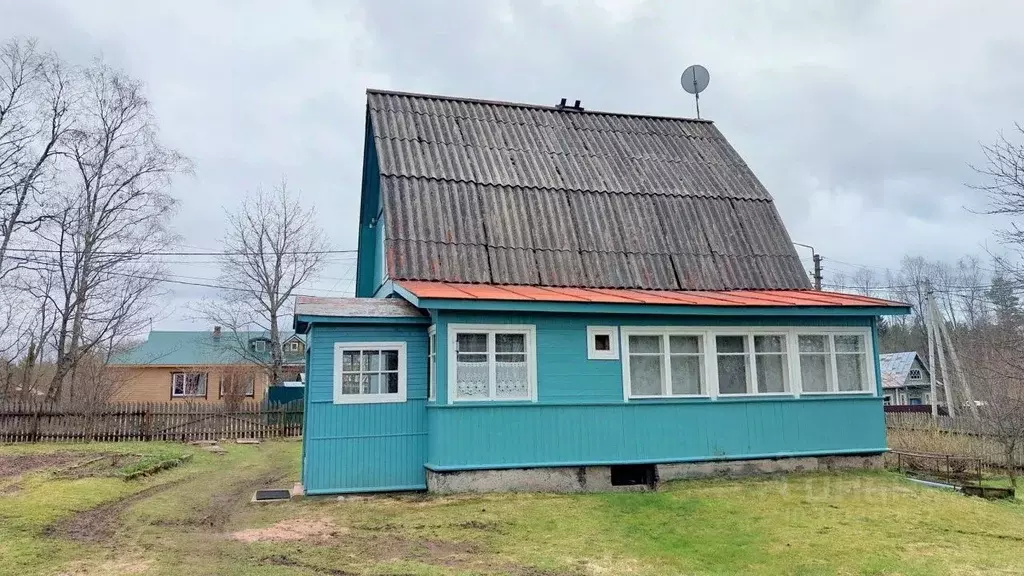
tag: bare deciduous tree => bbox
[39,59,188,403]
[961,327,1024,490]
[0,39,71,282]
[196,182,327,387]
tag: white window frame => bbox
[908,368,922,381]
[333,342,407,405]
[447,324,537,403]
[428,326,436,401]
[171,372,208,398]
[587,326,619,360]
[620,326,876,400]
[621,328,711,399]
[287,341,301,353]
[796,330,876,395]
[715,332,793,397]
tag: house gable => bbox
[356,90,809,294]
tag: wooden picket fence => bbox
[886,412,1023,470]
[0,400,303,443]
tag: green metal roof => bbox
[110,330,306,366]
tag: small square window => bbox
[587,326,619,360]
[908,368,922,380]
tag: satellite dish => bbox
[680,64,710,118]
[680,65,710,94]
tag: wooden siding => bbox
[427,311,884,470]
[303,323,429,494]
[427,398,884,470]
[303,310,885,493]
[109,365,281,403]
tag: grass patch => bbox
[119,452,192,480]
[3,441,1024,575]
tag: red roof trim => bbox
[396,281,908,308]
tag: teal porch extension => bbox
[295,295,904,494]
[425,310,887,471]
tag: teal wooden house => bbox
[294,90,909,495]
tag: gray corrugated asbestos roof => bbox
[295,296,427,318]
[368,90,810,290]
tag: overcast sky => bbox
[2,1,1021,329]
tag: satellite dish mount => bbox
[680,64,710,119]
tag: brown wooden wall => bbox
[109,365,281,403]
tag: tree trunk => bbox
[269,311,281,386]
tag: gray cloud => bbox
[2,0,1022,327]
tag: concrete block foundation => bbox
[426,454,884,494]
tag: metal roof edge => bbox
[413,297,910,317]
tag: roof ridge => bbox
[366,88,715,125]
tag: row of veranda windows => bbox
[332,328,874,404]
[625,331,871,397]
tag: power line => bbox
[4,255,355,296]
[0,247,358,257]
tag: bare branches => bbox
[0,39,72,281]
[40,58,188,403]
[195,181,327,387]
[0,38,188,405]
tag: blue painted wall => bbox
[427,398,884,470]
[354,114,382,298]
[305,309,887,493]
[302,322,429,494]
[427,310,885,471]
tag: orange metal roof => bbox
[396,281,908,308]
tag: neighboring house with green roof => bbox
[109,326,305,402]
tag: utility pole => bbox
[924,282,939,421]
[793,243,822,290]
[812,254,822,291]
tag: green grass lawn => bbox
[2,441,1023,576]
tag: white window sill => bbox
[718,392,794,398]
[334,394,406,405]
[801,390,875,396]
[451,397,535,403]
[628,394,710,400]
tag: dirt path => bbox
[45,479,185,542]
[0,453,86,478]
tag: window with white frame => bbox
[714,334,791,395]
[715,335,750,395]
[797,335,833,393]
[621,327,874,400]
[172,372,207,397]
[587,326,619,360]
[754,335,789,393]
[287,341,301,353]
[796,332,872,393]
[428,328,436,401]
[834,334,870,392]
[450,325,534,401]
[712,333,791,395]
[908,368,922,380]
[333,342,407,404]
[624,332,706,397]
